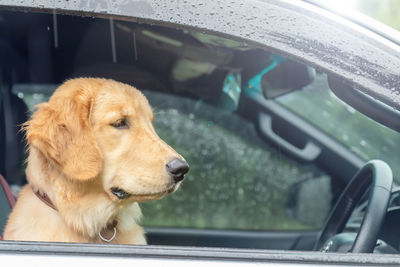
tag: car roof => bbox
[0,0,399,111]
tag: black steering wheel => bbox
[314,160,393,253]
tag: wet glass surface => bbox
[140,91,332,230]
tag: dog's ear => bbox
[24,86,102,181]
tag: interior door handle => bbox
[258,112,322,161]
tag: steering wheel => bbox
[314,160,393,253]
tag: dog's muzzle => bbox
[110,159,189,200]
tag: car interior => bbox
[0,9,399,253]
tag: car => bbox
[0,0,400,265]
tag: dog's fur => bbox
[3,78,186,244]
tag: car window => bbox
[2,9,396,241]
[276,74,400,182]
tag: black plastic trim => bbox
[146,227,318,250]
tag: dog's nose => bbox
[166,158,189,183]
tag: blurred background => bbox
[322,0,400,30]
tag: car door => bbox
[1,0,400,265]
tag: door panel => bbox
[146,227,318,250]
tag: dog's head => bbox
[25,78,189,203]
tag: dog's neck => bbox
[26,147,124,239]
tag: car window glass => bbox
[276,74,400,182]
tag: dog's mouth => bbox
[111,187,132,200]
[110,186,176,201]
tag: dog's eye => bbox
[111,118,129,129]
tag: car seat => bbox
[0,174,16,239]
[0,90,27,240]
[0,91,28,186]
[0,39,29,186]
[0,39,30,238]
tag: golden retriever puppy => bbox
[3,78,189,244]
